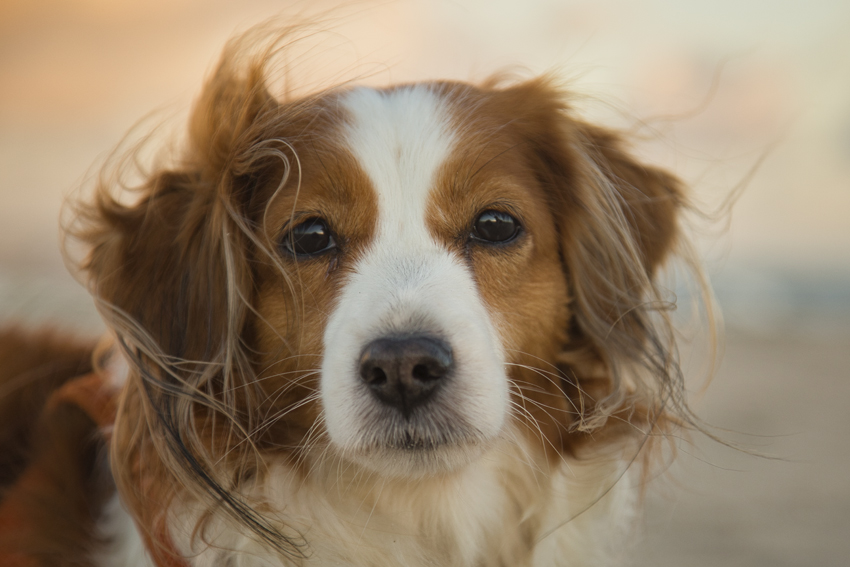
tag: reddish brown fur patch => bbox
[0,328,95,489]
[0,328,110,567]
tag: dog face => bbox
[74,36,684,559]
[251,84,576,477]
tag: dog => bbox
[0,25,704,567]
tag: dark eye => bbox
[472,210,521,243]
[281,218,336,257]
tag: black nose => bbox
[358,336,453,418]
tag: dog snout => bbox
[358,336,453,418]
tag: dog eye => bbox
[472,210,521,243]
[281,218,336,257]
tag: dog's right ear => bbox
[69,53,305,554]
[80,65,281,369]
[83,169,243,363]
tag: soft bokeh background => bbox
[1,1,848,565]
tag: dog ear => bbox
[568,121,682,275]
[83,169,249,364]
[68,58,294,544]
[82,67,281,368]
[493,79,684,426]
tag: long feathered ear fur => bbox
[490,78,691,435]
[66,29,311,557]
[562,118,686,430]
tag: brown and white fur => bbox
[0,26,704,567]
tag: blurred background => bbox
[1,1,848,565]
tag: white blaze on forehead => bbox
[339,85,455,247]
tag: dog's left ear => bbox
[80,65,282,368]
[492,78,684,420]
[568,121,683,275]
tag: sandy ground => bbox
[634,331,850,567]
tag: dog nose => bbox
[359,336,453,418]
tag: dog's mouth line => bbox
[393,434,440,451]
[389,430,465,451]
[351,421,492,454]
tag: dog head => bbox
[71,31,685,553]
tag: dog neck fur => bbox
[164,430,637,567]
